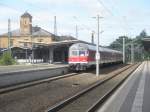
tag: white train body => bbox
[68,43,123,70]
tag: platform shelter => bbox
[142,38,150,52]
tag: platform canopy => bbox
[142,38,150,52]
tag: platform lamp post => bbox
[113,37,138,64]
[92,15,103,77]
[25,47,28,63]
[8,18,11,54]
[96,15,100,77]
[131,42,134,64]
[123,37,125,64]
[131,40,141,63]
[31,34,34,63]
[29,22,34,63]
[111,39,125,63]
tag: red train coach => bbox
[68,43,123,71]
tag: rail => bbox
[0,72,77,94]
[87,63,141,112]
[46,63,140,112]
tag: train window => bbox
[71,50,78,56]
[79,51,86,56]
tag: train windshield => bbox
[70,50,88,56]
[79,51,86,56]
[71,50,78,56]
[71,50,87,56]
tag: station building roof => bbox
[21,12,32,18]
[0,26,54,37]
[0,27,77,42]
[31,39,122,53]
[33,40,83,48]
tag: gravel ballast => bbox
[0,64,128,112]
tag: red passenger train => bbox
[68,43,123,70]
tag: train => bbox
[68,43,123,71]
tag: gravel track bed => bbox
[55,64,139,112]
[0,64,128,112]
[0,64,68,74]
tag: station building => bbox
[0,12,78,64]
[0,12,58,48]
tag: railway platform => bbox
[0,63,68,75]
[0,64,69,89]
[97,61,150,112]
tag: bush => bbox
[0,51,16,65]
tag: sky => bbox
[0,0,150,46]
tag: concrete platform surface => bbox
[97,61,150,112]
[0,64,69,88]
[0,64,68,74]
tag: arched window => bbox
[24,21,26,25]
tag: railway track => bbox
[87,62,143,112]
[0,64,125,94]
[0,72,78,94]
[46,63,140,112]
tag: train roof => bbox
[70,43,122,54]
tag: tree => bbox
[108,29,150,62]
[108,34,146,62]
[0,51,16,65]
[137,30,147,39]
[109,36,132,51]
[134,30,148,47]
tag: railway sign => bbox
[95,53,100,60]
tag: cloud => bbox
[0,4,22,33]
[0,20,18,33]
[22,0,107,16]
[0,5,20,18]
[1,0,150,46]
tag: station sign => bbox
[95,53,100,60]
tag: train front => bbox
[68,43,89,71]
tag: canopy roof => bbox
[142,38,150,52]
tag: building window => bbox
[38,39,43,42]
[24,43,27,47]
[24,39,29,41]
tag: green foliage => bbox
[136,30,147,39]
[144,51,150,60]
[134,30,147,46]
[0,51,16,65]
[108,29,150,62]
[109,36,132,51]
